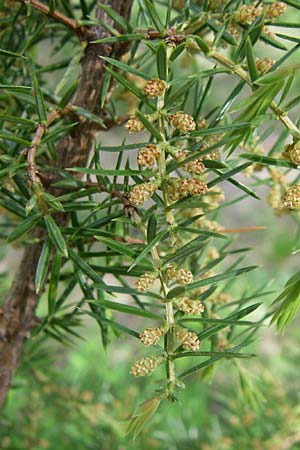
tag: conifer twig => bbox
[27,109,61,185]
[19,0,83,35]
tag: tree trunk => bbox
[0,0,133,410]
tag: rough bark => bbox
[0,0,133,410]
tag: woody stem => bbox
[157,94,177,395]
[210,50,300,138]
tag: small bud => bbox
[184,159,205,175]
[283,142,300,165]
[168,178,208,202]
[130,356,164,377]
[166,265,178,280]
[166,211,176,226]
[125,115,145,133]
[176,328,200,351]
[128,181,158,206]
[227,24,240,40]
[135,272,156,292]
[256,57,275,75]
[176,268,194,285]
[166,265,193,285]
[140,327,164,346]
[235,4,263,24]
[168,112,196,134]
[187,178,208,196]
[175,150,188,163]
[138,144,161,167]
[283,184,300,210]
[266,2,287,19]
[177,150,205,175]
[203,149,221,160]
[177,297,205,315]
[143,78,167,98]
[167,183,180,202]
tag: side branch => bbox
[27,109,61,185]
[210,50,300,138]
[19,0,82,35]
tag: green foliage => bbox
[1,0,300,441]
[271,271,300,331]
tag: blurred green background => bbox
[1,180,300,450]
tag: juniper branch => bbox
[0,0,133,410]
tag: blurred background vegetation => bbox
[1,254,300,450]
[2,1,300,449]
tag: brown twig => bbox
[19,0,84,36]
[104,115,130,130]
[83,180,133,209]
[113,236,144,244]
[27,109,61,185]
[220,226,266,233]
[27,108,125,188]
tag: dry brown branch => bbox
[18,0,83,35]
[27,109,61,185]
[82,180,135,212]
[220,226,267,233]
